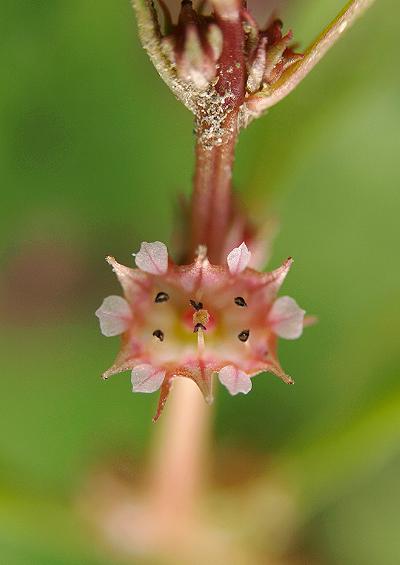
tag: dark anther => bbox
[190,299,203,311]
[194,323,206,333]
[155,291,169,303]
[153,329,164,342]
[234,296,247,307]
[238,329,250,342]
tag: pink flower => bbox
[96,241,306,421]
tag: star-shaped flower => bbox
[96,241,306,421]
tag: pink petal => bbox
[153,378,173,422]
[131,364,166,393]
[174,359,215,404]
[95,295,131,337]
[264,333,295,384]
[101,335,144,380]
[134,241,168,275]
[179,254,226,293]
[218,365,252,395]
[261,257,293,300]
[106,256,150,301]
[269,296,305,339]
[267,361,295,385]
[227,242,251,275]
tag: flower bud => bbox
[132,0,372,129]
[246,18,303,94]
[161,1,223,91]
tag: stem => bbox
[147,378,212,544]
[190,112,238,263]
[189,9,246,263]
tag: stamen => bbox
[238,329,250,342]
[234,296,247,307]
[155,291,169,303]
[190,299,203,311]
[194,323,206,332]
[153,329,164,341]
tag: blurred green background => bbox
[1,0,399,563]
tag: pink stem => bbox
[147,379,211,543]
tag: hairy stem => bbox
[189,7,245,262]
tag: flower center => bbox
[133,283,263,369]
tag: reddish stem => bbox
[189,9,246,263]
[190,115,237,263]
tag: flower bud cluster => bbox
[245,17,303,94]
[137,0,302,128]
[159,2,302,96]
[134,0,374,129]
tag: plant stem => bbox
[190,113,238,263]
[147,378,212,544]
[189,11,245,263]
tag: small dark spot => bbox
[153,329,164,341]
[194,323,206,333]
[234,296,247,307]
[238,329,250,342]
[155,291,169,303]
[190,299,203,311]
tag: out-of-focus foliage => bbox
[1,0,399,563]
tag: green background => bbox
[1,0,399,563]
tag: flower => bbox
[96,241,306,421]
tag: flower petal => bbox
[263,332,295,384]
[174,360,215,404]
[131,364,166,393]
[269,296,305,339]
[227,242,251,275]
[106,256,150,301]
[179,252,226,293]
[153,377,173,422]
[261,257,293,300]
[134,241,168,275]
[95,296,131,337]
[102,334,144,380]
[218,365,252,395]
